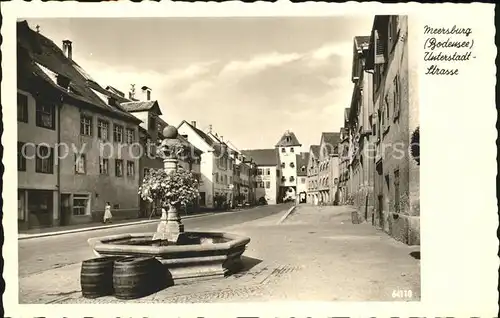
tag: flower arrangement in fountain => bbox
[139,167,199,209]
[138,125,200,209]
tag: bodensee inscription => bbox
[423,25,475,76]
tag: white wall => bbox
[255,165,278,205]
[277,146,298,187]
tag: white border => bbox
[2,2,497,317]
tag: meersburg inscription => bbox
[423,25,475,76]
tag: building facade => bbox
[241,149,279,205]
[366,15,419,245]
[346,35,376,222]
[275,131,302,203]
[17,21,143,229]
[317,132,341,205]
[306,145,320,204]
[295,153,309,204]
[337,127,350,204]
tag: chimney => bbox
[220,136,224,142]
[191,121,196,128]
[62,40,72,59]
[141,86,152,101]
[209,124,212,133]
[129,84,136,100]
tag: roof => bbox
[120,100,162,115]
[178,120,215,147]
[321,132,341,155]
[309,145,320,158]
[354,36,371,52]
[106,85,125,98]
[275,131,301,147]
[17,20,140,123]
[241,149,278,166]
[296,152,309,176]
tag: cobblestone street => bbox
[20,205,420,303]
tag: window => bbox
[281,162,286,168]
[257,168,263,175]
[99,157,109,175]
[97,120,109,140]
[126,128,135,144]
[265,181,271,189]
[114,125,123,143]
[18,142,26,171]
[75,153,86,174]
[229,176,233,184]
[276,170,280,177]
[290,162,295,168]
[266,169,271,175]
[258,181,264,188]
[80,115,92,136]
[149,116,156,130]
[115,159,123,177]
[301,166,306,172]
[290,176,295,182]
[143,168,149,177]
[290,148,294,153]
[224,175,227,185]
[215,172,219,183]
[18,93,28,123]
[36,103,55,130]
[301,177,306,184]
[281,148,286,153]
[35,145,54,174]
[127,161,135,176]
[73,194,90,216]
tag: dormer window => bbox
[286,136,291,142]
[56,75,70,90]
[301,166,306,172]
[108,97,117,107]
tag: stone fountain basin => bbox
[88,231,251,282]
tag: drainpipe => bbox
[56,95,63,226]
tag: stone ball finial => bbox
[163,125,178,139]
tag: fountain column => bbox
[152,126,186,244]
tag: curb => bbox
[277,205,298,224]
[18,212,215,240]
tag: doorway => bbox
[27,190,53,228]
[60,193,71,226]
[378,194,384,229]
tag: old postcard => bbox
[1,1,497,317]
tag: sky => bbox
[25,17,373,150]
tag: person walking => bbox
[103,202,113,223]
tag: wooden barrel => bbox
[80,256,123,298]
[113,256,160,300]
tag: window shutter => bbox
[374,30,385,65]
[393,75,400,121]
